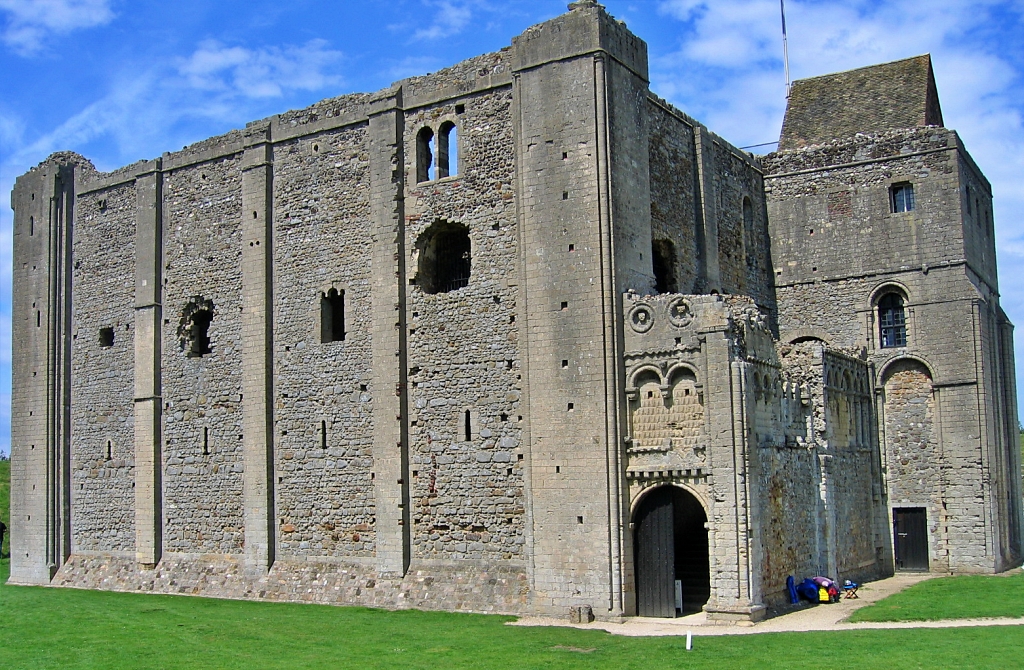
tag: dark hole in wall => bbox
[98,327,114,347]
[416,220,471,294]
[321,288,346,342]
[652,239,678,294]
[178,297,214,357]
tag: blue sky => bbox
[1,0,1023,455]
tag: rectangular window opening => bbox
[321,289,346,343]
[203,427,210,455]
[464,409,472,442]
[890,183,915,213]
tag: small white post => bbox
[686,631,693,651]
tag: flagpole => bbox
[781,0,791,98]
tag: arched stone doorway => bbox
[633,485,710,617]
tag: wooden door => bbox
[634,487,676,617]
[894,508,929,570]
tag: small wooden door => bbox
[894,508,929,570]
[634,487,677,617]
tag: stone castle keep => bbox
[10,3,1023,621]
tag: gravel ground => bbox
[510,572,1024,636]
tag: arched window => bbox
[417,220,471,294]
[438,121,457,178]
[651,239,677,293]
[878,293,907,348]
[416,127,434,183]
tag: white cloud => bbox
[178,39,345,99]
[0,0,114,55]
[413,1,474,40]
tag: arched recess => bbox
[632,484,710,617]
[880,357,936,571]
[782,327,833,347]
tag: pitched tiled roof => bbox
[778,55,943,150]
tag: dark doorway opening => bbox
[651,239,677,294]
[893,507,929,571]
[633,486,710,617]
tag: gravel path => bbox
[510,572,1024,637]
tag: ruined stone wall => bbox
[161,154,246,554]
[822,351,883,582]
[70,182,136,552]
[272,123,376,559]
[403,85,526,563]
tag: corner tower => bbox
[510,0,652,617]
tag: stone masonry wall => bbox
[161,154,246,554]
[272,123,377,560]
[404,86,525,563]
[648,102,700,293]
[70,182,137,552]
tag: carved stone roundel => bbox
[629,304,654,333]
[667,297,693,327]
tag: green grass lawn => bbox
[851,570,1024,622]
[0,557,1022,670]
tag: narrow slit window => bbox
[321,420,327,449]
[203,427,210,455]
[106,440,112,461]
[320,288,346,342]
[29,216,34,236]
[416,126,434,183]
[464,410,472,442]
[878,293,907,348]
[890,183,915,213]
[437,121,457,178]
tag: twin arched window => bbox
[416,122,458,183]
[878,293,907,348]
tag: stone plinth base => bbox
[51,553,530,615]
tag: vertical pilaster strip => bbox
[695,127,721,292]
[134,160,163,566]
[368,87,411,576]
[241,126,276,573]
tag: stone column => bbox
[134,159,164,567]
[240,125,276,573]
